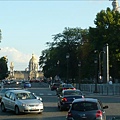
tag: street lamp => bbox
[57,60,60,79]
[98,51,105,81]
[94,58,98,93]
[78,61,81,90]
[94,50,105,83]
[66,53,69,84]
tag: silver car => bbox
[1,89,43,114]
[0,88,22,102]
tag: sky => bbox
[0,0,115,71]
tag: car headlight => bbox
[21,103,29,107]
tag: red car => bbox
[51,83,60,91]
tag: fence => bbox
[75,83,120,96]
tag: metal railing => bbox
[75,83,120,96]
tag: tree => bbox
[0,56,8,80]
[89,7,120,81]
[39,27,83,81]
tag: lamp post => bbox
[98,51,105,81]
[66,53,69,84]
[94,58,98,93]
[78,61,81,90]
[94,50,105,83]
[57,60,60,80]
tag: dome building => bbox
[112,0,120,11]
[8,54,44,81]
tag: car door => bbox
[3,92,11,109]
[9,92,16,111]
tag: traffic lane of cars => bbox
[0,83,120,120]
[0,93,119,120]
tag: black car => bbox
[66,98,108,120]
[56,83,76,95]
[57,89,84,111]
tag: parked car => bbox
[58,89,84,111]
[1,89,43,114]
[66,98,108,120]
[51,83,60,91]
[0,88,22,102]
[56,83,76,95]
[24,82,31,88]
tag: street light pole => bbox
[78,61,81,90]
[94,58,98,93]
[98,51,105,81]
[66,53,69,84]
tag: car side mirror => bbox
[36,96,43,101]
[103,105,108,109]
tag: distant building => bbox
[112,0,120,11]
[8,54,44,80]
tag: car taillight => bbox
[82,95,84,98]
[96,110,102,118]
[62,97,67,102]
[63,88,66,90]
[72,88,76,90]
[67,111,73,117]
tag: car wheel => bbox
[15,106,20,115]
[59,104,63,111]
[1,103,6,112]
[38,112,42,114]
[57,103,60,108]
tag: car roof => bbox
[5,89,30,94]
[0,88,22,91]
[73,98,98,103]
[62,89,80,92]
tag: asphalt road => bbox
[0,82,120,120]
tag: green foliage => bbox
[90,7,120,80]
[39,7,120,82]
[0,56,8,80]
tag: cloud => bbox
[0,47,39,71]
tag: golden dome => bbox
[29,54,38,64]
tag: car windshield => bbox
[0,89,9,93]
[64,91,82,95]
[72,102,98,111]
[16,92,36,100]
[63,84,73,88]
[54,83,59,86]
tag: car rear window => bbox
[64,91,82,95]
[72,101,98,111]
[63,84,73,88]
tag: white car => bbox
[1,89,43,114]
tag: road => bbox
[0,82,120,120]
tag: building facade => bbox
[8,54,44,80]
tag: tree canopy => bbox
[0,56,8,80]
[39,7,120,83]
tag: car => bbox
[0,88,22,102]
[66,98,108,120]
[51,83,60,91]
[1,89,43,114]
[57,89,84,111]
[24,82,31,88]
[56,83,76,95]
